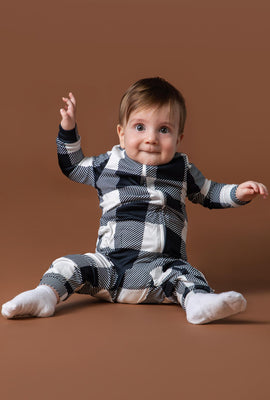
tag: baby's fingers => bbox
[251,182,268,196]
[69,92,76,106]
[60,94,76,130]
[60,108,67,118]
[62,96,74,110]
[245,182,268,199]
[258,183,268,198]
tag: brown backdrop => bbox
[0,1,269,399]
[1,0,269,292]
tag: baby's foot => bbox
[185,291,247,325]
[1,285,58,319]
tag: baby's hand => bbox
[236,181,268,202]
[60,92,76,130]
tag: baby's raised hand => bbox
[60,92,76,130]
[236,181,268,202]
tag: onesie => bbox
[39,126,247,309]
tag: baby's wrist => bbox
[60,122,76,131]
[231,185,251,205]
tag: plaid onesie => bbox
[39,126,247,309]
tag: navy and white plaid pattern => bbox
[39,126,246,308]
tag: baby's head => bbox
[117,77,186,166]
[119,77,186,135]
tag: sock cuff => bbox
[39,275,69,302]
[37,285,58,304]
[183,289,213,310]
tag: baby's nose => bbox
[145,130,158,144]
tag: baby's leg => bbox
[2,253,117,319]
[166,260,246,324]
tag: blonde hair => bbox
[119,77,186,134]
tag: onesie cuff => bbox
[58,124,79,143]
[231,185,251,206]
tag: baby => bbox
[2,77,268,324]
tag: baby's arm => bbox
[57,93,111,187]
[60,92,76,130]
[236,181,268,202]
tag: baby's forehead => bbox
[128,103,180,123]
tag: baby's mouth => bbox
[141,147,160,154]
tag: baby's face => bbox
[117,104,183,166]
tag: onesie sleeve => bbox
[56,125,110,187]
[186,161,249,209]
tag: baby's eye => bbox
[160,126,169,134]
[135,123,145,132]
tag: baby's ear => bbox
[117,124,125,148]
[177,133,184,145]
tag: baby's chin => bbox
[128,151,174,166]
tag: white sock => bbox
[1,285,58,319]
[185,291,247,325]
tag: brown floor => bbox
[0,289,269,400]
